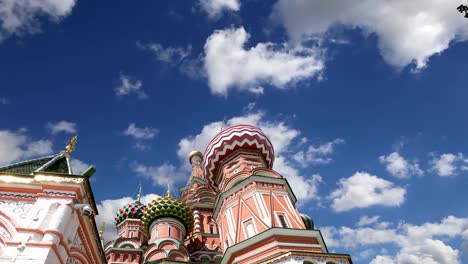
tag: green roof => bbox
[0,154,71,175]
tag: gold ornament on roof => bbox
[65,136,78,154]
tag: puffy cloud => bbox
[132,162,187,189]
[95,193,160,242]
[379,152,423,179]
[0,97,8,104]
[198,0,240,18]
[204,27,324,96]
[0,130,53,165]
[137,42,192,64]
[357,215,381,227]
[0,0,76,41]
[273,0,468,70]
[70,159,91,175]
[124,123,158,140]
[430,153,465,177]
[114,73,147,99]
[323,215,468,264]
[330,172,406,212]
[292,138,344,166]
[47,120,77,134]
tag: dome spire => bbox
[166,179,171,197]
[136,182,142,202]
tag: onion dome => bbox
[141,195,194,232]
[203,124,275,190]
[300,213,314,230]
[188,150,203,164]
[114,201,146,225]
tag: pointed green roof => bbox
[0,153,71,175]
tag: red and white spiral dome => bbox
[203,124,275,190]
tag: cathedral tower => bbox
[202,124,352,264]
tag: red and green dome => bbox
[141,195,194,232]
[114,201,146,225]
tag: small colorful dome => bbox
[188,150,203,164]
[203,124,275,190]
[114,201,146,225]
[141,195,194,232]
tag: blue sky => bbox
[0,1,468,263]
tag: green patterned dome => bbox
[141,195,194,232]
[114,201,146,225]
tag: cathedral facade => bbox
[105,125,353,264]
[0,125,353,264]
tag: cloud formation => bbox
[137,42,192,64]
[198,0,240,18]
[114,73,147,99]
[379,152,423,179]
[204,27,324,96]
[322,215,468,264]
[330,171,406,212]
[293,138,344,166]
[0,129,53,165]
[47,120,77,134]
[0,0,76,41]
[273,0,468,70]
[430,153,466,177]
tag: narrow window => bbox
[225,239,229,248]
[246,222,255,238]
[168,226,172,236]
[129,231,134,238]
[278,215,288,228]
[209,225,214,234]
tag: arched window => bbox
[129,231,134,238]
[168,226,172,237]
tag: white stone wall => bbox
[0,197,81,263]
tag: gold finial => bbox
[166,179,171,197]
[65,136,78,154]
[137,182,142,202]
[99,222,105,240]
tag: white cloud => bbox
[123,123,159,151]
[330,171,406,212]
[198,0,240,18]
[273,157,322,202]
[0,0,76,41]
[70,159,91,175]
[357,215,381,227]
[0,130,53,165]
[124,123,158,140]
[0,97,8,104]
[379,152,423,179]
[273,0,468,70]
[204,27,324,96]
[114,73,147,99]
[292,138,344,166]
[323,215,468,264]
[137,42,192,64]
[46,120,77,134]
[95,193,160,242]
[132,162,187,188]
[430,153,465,177]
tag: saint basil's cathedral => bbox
[0,124,353,264]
